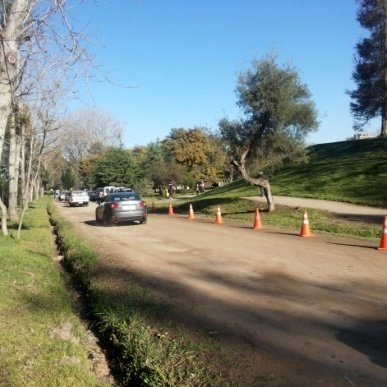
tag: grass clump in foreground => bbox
[0,197,105,387]
[48,203,227,386]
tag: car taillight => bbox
[139,201,146,208]
[110,203,120,209]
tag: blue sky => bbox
[70,0,370,148]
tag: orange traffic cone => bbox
[187,204,195,220]
[253,208,263,230]
[377,216,387,250]
[299,211,313,237]
[168,201,174,216]
[214,206,223,224]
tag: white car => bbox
[68,190,89,207]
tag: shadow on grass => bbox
[335,213,385,225]
[8,223,30,230]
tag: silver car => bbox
[95,191,147,226]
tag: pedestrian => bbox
[167,179,175,199]
[196,179,204,195]
[258,171,266,197]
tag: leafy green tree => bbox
[138,141,184,189]
[219,55,318,211]
[164,127,227,181]
[93,148,139,188]
[61,167,76,190]
[79,155,99,189]
[349,0,387,136]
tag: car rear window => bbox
[110,194,138,202]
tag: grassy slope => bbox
[271,137,387,206]
[215,137,387,207]
[158,137,387,241]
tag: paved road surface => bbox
[55,201,387,386]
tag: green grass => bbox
[0,197,105,387]
[190,137,387,207]
[271,137,387,207]
[148,137,387,241]
[152,197,382,241]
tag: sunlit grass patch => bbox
[0,197,105,386]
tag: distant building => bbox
[346,132,376,141]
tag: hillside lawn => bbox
[154,137,387,241]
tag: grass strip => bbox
[149,195,382,241]
[0,197,105,387]
[48,202,227,386]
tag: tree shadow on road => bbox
[88,256,387,386]
[337,319,387,369]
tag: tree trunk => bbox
[8,113,19,222]
[382,112,387,136]
[0,87,12,163]
[231,149,275,212]
[0,0,32,163]
[382,0,387,137]
[19,122,26,204]
[16,133,33,240]
[0,197,8,236]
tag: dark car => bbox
[95,191,147,226]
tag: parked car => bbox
[68,190,89,207]
[95,191,147,226]
[94,186,116,202]
[88,190,98,201]
[103,186,115,196]
[58,191,67,201]
[113,187,134,193]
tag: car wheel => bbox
[140,216,147,224]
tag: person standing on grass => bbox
[196,179,205,195]
[167,179,175,199]
[258,171,266,197]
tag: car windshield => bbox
[107,193,139,202]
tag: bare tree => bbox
[60,108,123,162]
[0,0,92,235]
[17,98,60,239]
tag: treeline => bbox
[55,126,229,196]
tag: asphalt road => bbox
[55,200,387,386]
